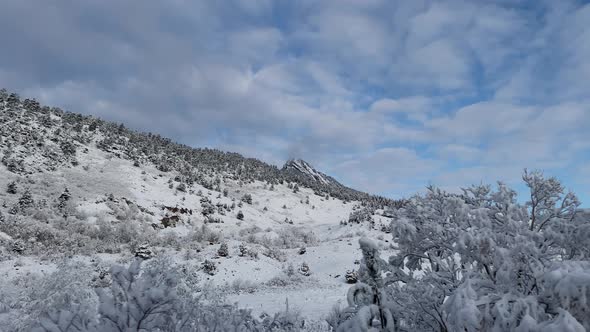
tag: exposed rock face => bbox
[283,159,334,185]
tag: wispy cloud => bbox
[1,0,588,204]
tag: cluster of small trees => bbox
[334,170,590,331]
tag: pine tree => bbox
[218,243,229,257]
[7,181,17,194]
[57,188,71,212]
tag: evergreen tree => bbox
[6,181,17,194]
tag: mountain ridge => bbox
[0,88,402,208]
[282,158,335,186]
[0,88,402,327]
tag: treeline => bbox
[0,89,402,210]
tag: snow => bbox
[284,159,332,185]
[0,143,394,327]
[0,232,12,242]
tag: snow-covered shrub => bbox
[298,262,311,276]
[326,304,350,331]
[0,218,91,255]
[93,259,177,331]
[249,250,259,259]
[21,256,305,331]
[241,193,253,205]
[8,189,35,215]
[1,260,97,332]
[93,218,155,253]
[347,207,373,224]
[229,279,257,293]
[259,299,305,331]
[337,171,590,331]
[188,224,221,244]
[238,243,249,257]
[274,227,318,249]
[206,215,223,224]
[336,238,396,331]
[202,259,217,275]
[7,181,17,194]
[12,239,26,254]
[266,264,304,288]
[345,270,358,284]
[134,243,153,259]
[239,226,263,244]
[263,247,287,262]
[201,201,216,216]
[217,243,229,257]
[104,197,145,222]
[265,275,293,288]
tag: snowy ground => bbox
[0,145,395,326]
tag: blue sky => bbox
[0,0,589,205]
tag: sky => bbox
[0,0,589,205]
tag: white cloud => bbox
[426,102,536,140]
[370,97,431,114]
[228,27,283,64]
[333,147,440,196]
[435,144,482,162]
[2,0,589,202]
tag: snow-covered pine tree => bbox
[6,181,17,194]
[336,238,396,332]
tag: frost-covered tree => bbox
[523,169,579,232]
[29,258,303,332]
[9,189,34,215]
[93,259,177,331]
[336,238,397,331]
[217,243,229,257]
[7,181,17,194]
[241,193,253,205]
[336,171,590,331]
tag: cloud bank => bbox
[0,0,588,203]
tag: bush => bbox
[202,259,217,275]
[7,181,17,194]
[17,257,314,331]
[273,227,318,249]
[217,243,229,257]
[0,260,97,332]
[189,224,221,244]
[241,194,253,205]
[337,172,590,331]
[263,247,286,262]
[229,279,257,293]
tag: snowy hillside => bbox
[1,90,589,332]
[0,90,399,331]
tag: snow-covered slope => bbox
[0,90,400,330]
[283,159,335,186]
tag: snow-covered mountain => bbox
[0,89,400,331]
[282,159,336,186]
[2,89,589,331]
